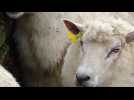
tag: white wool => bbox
[83,17,134,42]
[0,65,20,87]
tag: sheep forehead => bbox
[82,21,113,42]
[82,34,124,51]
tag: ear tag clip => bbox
[67,31,82,43]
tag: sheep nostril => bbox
[76,74,90,84]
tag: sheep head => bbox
[63,19,134,87]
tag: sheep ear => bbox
[126,31,134,43]
[63,19,84,35]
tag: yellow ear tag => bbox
[67,31,82,43]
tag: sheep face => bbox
[63,19,134,87]
[76,35,124,87]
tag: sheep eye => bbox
[111,48,120,53]
[107,47,120,58]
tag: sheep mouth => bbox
[75,80,102,87]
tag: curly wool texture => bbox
[0,65,20,87]
[83,18,134,42]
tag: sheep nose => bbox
[76,74,90,84]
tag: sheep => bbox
[61,12,134,87]
[6,12,80,86]
[0,64,20,87]
[6,12,134,87]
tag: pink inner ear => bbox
[63,20,80,35]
